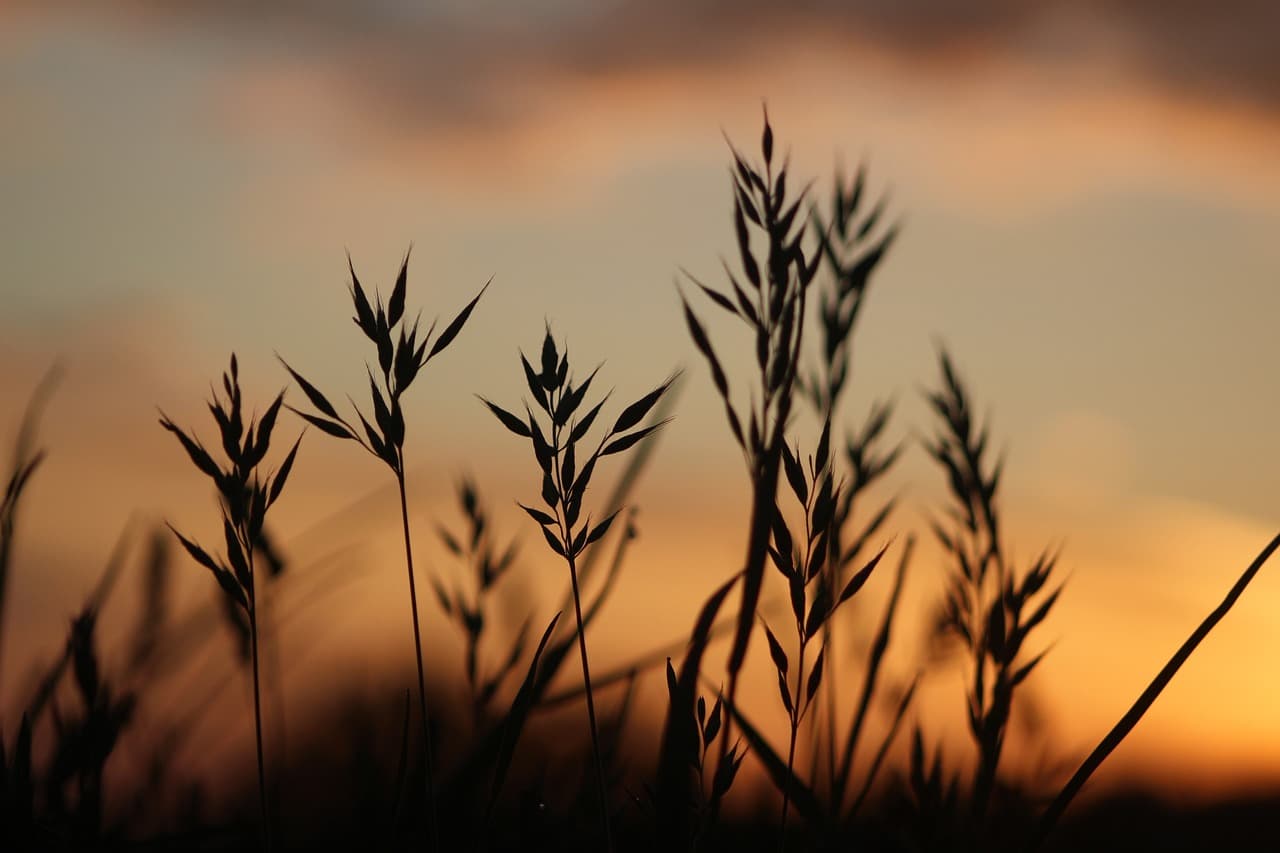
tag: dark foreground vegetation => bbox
[2,114,1278,852]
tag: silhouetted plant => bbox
[0,367,59,696]
[924,350,1061,836]
[482,326,675,853]
[655,572,740,845]
[801,170,903,804]
[715,421,892,847]
[430,476,530,721]
[801,164,898,419]
[670,108,821,831]
[279,249,487,850]
[5,109,1280,853]
[661,658,741,848]
[906,726,960,853]
[44,607,136,841]
[2,379,57,847]
[772,425,888,844]
[160,354,302,851]
[1026,531,1280,851]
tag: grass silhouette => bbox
[160,354,303,851]
[482,326,676,852]
[1,113,1278,853]
[278,250,487,851]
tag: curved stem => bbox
[397,468,440,851]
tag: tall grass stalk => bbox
[678,111,820,826]
[801,168,900,803]
[430,476,527,720]
[482,326,674,852]
[925,350,1061,836]
[1025,530,1280,851]
[280,249,486,849]
[160,354,302,851]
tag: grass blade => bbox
[1025,531,1280,851]
[835,536,913,811]
[719,692,826,830]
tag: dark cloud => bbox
[24,1,1280,128]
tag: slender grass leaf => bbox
[556,364,601,425]
[288,408,353,441]
[837,536,913,808]
[540,525,566,557]
[722,696,826,828]
[520,353,549,412]
[539,326,558,383]
[159,418,222,480]
[388,248,409,328]
[734,201,761,289]
[517,502,556,528]
[267,434,301,508]
[838,543,890,605]
[569,396,608,445]
[166,524,220,576]
[612,378,674,434]
[763,622,789,676]
[585,510,620,547]
[479,396,532,438]
[224,519,250,589]
[487,612,562,814]
[849,674,919,818]
[601,420,669,457]
[805,646,825,709]
[277,358,342,421]
[347,255,376,339]
[805,580,831,641]
[777,670,793,715]
[427,278,490,363]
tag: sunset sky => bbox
[3,1,1280,807]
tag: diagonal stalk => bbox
[396,468,440,851]
[1024,531,1280,852]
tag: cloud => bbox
[16,0,1280,131]
[10,0,1278,218]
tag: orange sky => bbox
[3,0,1280,812]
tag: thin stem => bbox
[0,513,13,700]
[548,391,614,853]
[820,613,838,796]
[779,636,806,853]
[1024,531,1280,852]
[260,581,288,829]
[396,468,440,851]
[566,550,615,853]
[780,720,799,852]
[248,604,271,853]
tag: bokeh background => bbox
[3,0,1280,818]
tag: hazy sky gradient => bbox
[3,1,1280,802]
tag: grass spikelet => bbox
[160,354,302,851]
[483,326,675,853]
[279,250,488,849]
